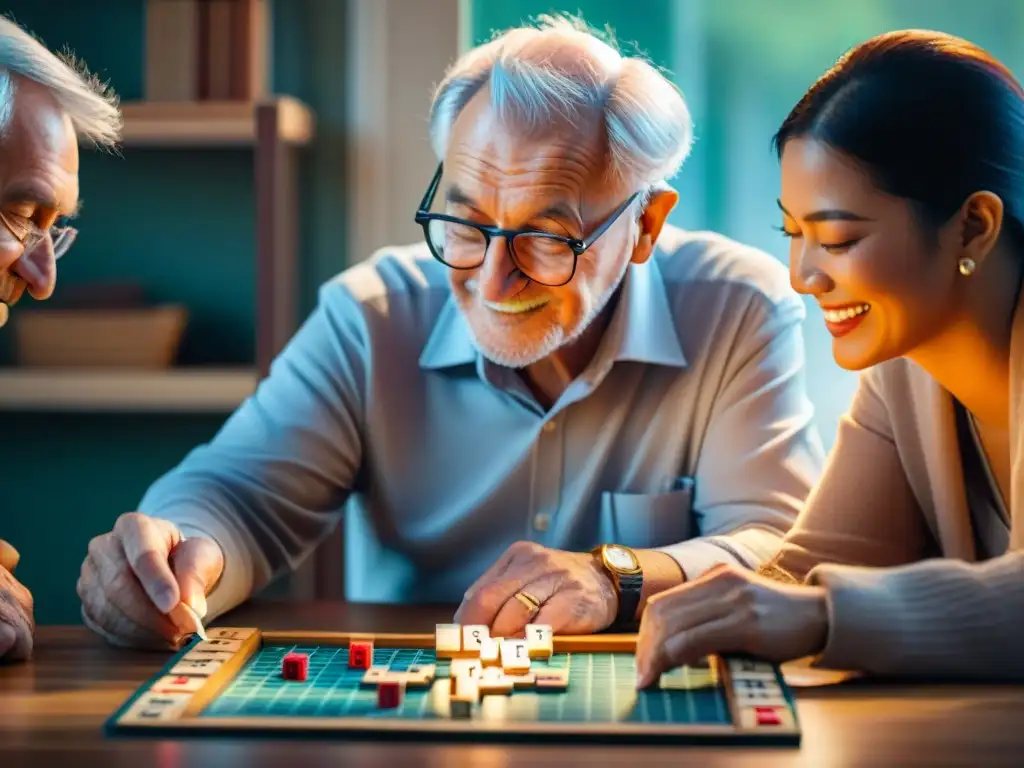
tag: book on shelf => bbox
[145,0,270,103]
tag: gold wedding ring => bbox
[513,590,541,614]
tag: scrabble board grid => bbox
[200,644,732,724]
[104,628,801,746]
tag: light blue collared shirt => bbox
[140,225,825,618]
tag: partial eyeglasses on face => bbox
[0,210,78,261]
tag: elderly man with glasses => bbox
[78,16,824,649]
[0,16,121,662]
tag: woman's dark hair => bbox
[773,29,1024,248]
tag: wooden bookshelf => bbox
[119,97,315,146]
[104,97,310,383]
[0,368,259,412]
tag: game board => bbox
[104,626,801,745]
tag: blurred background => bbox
[2,0,1022,625]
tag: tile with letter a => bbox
[206,627,256,642]
[121,692,193,723]
[170,657,225,676]
[151,674,208,694]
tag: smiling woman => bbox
[633,28,1024,686]
[773,30,1024,374]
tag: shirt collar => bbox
[419,297,479,370]
[419,257,687,371]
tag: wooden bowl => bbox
[12,305,189,368]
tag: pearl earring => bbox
[958,257,976,276]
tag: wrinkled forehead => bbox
[0,78,80,212]
[453,85,608,165]
[442,90,617,212]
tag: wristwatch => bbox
[591,544,643,625]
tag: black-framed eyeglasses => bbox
[0,209,77,261]
[413,162,639,287]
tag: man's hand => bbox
[634,564,829,688]
[77,512,224,650]
[0,539,34,661]
[454,541,618,636]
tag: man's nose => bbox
[12,236,57,301]
[475,237,529,303]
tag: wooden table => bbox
[2,600,1022,767]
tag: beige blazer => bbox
[762,289,1024,680]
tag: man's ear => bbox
[955,190,1003,270]
[632,185,679,265]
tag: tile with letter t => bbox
[525,624,553,659]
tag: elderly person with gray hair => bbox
[0,16,121,661]
[78,16,824,650]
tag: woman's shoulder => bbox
[858,356,938,399]
[846,357,944,434]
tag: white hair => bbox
[0,15,121,149]
[428,14,693,195]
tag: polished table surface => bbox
[2,600,1023,767]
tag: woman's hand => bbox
[634,563,830,688]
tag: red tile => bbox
[349,640,374,669]
[755,706,783,726]
[282,652,309,681]
[378,680,403,708]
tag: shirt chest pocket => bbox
[597,478,695,549]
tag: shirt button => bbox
[542,421,556,433]
[533,512,551,531]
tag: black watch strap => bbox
[616,571,643,624]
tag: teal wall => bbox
[1,0,348,624]
[470,0,676,65]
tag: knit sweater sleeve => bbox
[763,369,1024,680]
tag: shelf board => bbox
[0,367,259,412]
[118,97,315,147]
